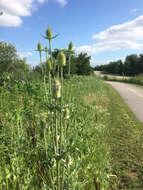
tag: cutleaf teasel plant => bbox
[37,26,73,190]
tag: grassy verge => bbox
[105,83,143,190]
[0,75,143,189]
[0,76,112,189]
[103,74,143,87]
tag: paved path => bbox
[107,81,143,123]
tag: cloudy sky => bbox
[0,0,143,67]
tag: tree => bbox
[0,41,18,73]
[74,53,93,75]
[138,54,143,74]
[0,41,30,79]
[117,60,123,75]
[35,50,93,76]
[124,54,138,75]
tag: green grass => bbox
[105,84,143,189]
[103,73,143,87]
[0,76,112,190]
[0,75,143,189]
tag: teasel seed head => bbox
[46,59,52,71]
[54,79,61,99]
[57,51,66,67]
[65,108,70,119]
[37,41,43,51]
[68,41,73,52]
[46,26,53,39]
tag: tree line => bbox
[0,41,93,82]
[34,48,93,77]
[94,54,143,76]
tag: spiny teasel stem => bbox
[68,55,71,76]
[49,39,53,65]
[45,46,48,61]
[56,160,60,190]
[60,67,63,154]
[68,41,73,77]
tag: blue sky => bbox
[0,0,143,67]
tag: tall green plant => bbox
[39,26,71,190]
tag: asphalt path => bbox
[107,81,143,123]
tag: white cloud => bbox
[0,0,34,17]
[76,40,143,55]
[0,0,35,27]
[76,15,143,55]
[56,0,68,6]
[92,15,143,42]
[0,12,22,27]
[18,52,33,59]
[0,0,67,27]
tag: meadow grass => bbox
[0,76,112,190]
[0,75,143,190]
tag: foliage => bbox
[94,53,143,76]
[0,41,30,80]
[34,49,93,76]
[0,75,113,190]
